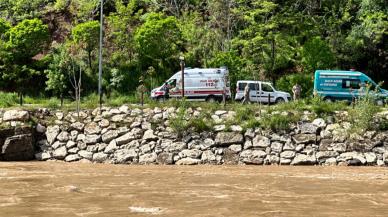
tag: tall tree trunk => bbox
[60,93,64,108]
[271,37,276,84]
[19,91,23,106]
[88,50,92,71]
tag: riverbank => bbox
[1,162,388,217]
[1,102,388,166]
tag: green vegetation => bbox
[348,93,381,133]
[0,0,386,109]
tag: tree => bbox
[301,37,335,72]
[2,18,49,105]
[72,20,100,71]
[45,43,71,106]
[135,12,183,81]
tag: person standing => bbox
[292,83,301,100]
[242,84,251,104]
[163,82,170,101]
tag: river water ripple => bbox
[1,162,388,217]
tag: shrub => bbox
[0,92,18,107]
[260,113,300,131]
[276,73,313,98]
[348,94,380,133]
[168,99,189,137]
[188,117,212,132]
[310,96,348,116]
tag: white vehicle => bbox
[235,80,291,104]
[151,67,232,102]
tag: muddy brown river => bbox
[1,162,388,217]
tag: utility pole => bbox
[98,0,104,113]
[180,56,185,99]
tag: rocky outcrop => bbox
[0,127,34,161]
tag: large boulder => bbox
[53,146,67,160]
[292,134,316,144]
[101,130,118,143]
[116,132,136,145]
[78,150,93,160]
[139,153,157,164]
[46,125,60,145]
[252,136,271,148]
[143,130,158,141]
[93,153,108,163]
[291,154,316,165]
[1,134,34,161]
[180,149,202,159]
[84,122,101,135]
[316,151,339,160]
[3,110,29,122]
[176,157,201,165]
[113,149,138,164]
[215,132,244,146]
[280,151,296,159]
[298,122,319,134]
[65,154,81,162]
[84,134,101,145]
[157,152,174,165]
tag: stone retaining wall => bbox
[1,106,388,165]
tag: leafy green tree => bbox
[2,18,49,104]
[301,37,335,72]
[45,43,71,106]
[0,0,53,22]
[135,12,183,81]
[71,20,100,70]
[0,19,10,37]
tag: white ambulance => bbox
[151,67,231,102]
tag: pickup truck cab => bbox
[314,70,388,104]
[235,80,291,104]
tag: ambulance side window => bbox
[342,79,360,89]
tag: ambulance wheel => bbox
[206,96,217,103]
[275,98,285,104]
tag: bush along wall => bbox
[1,106,388,166]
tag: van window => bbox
[261,83,274,92]
[238,83,246,91]
[342,79,360,89]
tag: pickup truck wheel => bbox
[275,98,285,104]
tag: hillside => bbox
[0,0,387,100]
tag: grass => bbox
[0,92,19,107]
[2,91,386,133]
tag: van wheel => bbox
[376,99,384,106]
[157,96,165,102]
[275,98,285,104]
[206,96,217,103]
[323,97,333,103]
